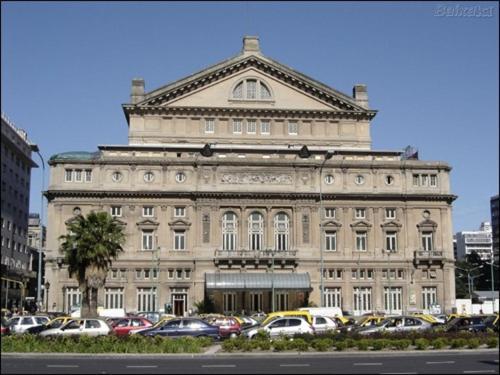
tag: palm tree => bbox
[59,211,125,318]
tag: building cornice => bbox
[44,190,457,204]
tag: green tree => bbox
[59,211,125,318]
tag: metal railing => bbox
[414,250,444,259]
[214,249,298,259]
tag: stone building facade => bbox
[44,37,457,316]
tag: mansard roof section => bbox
[123,44,376,118]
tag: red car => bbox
[1,318,10,335]
[112,317,153,336]
[208,317,241,339]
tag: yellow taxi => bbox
[410,313,440,324]
[357,315,386,327]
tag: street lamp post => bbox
[456,265,483,299]
[319,150,334,308]
[44,281,50,312]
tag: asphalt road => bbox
[1,350,499,374]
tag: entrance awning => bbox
[205,273,311,291]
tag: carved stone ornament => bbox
[221,173,293,184]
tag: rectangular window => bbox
[355,208,365,219]
[105,288,124,309]
[355,231,367,251]
[260,120,270,135]
[184,269,191,279]
[65,169,73,182]
[65,287,81,313]
[247,120,256,134]
[246,80,257,99]
[75,169,82,182]
[325,208,336,219]
[136,269,142,279]
[232,119,242,134]
[137,287,156,312]
[174,207,185,217]
[324,288,342,308]
[325,231,337,251]
[385,231,397,252]
[422,287,437,311]
[168,269,174,279]
[352,269,358,279]
[397,269,404,279]
[275,292,288,311]
[413,174,419,186]
[143,206,154,217]
[84,170,92,182]
[144,269,150,279]
[328,269,335,279]
[337,270,343,279]
[430,175,437,187]
[421,174,428,186]
[110,206,122,217]
[288,121,298,135]
[422,231,433,251]
[250,292,262,312]
[367,269,373,279]
[174,230,186,250]
[384,287,402,314]
[205,118,215,133]
[176,269,183,279]
[223,292,237,313]
[353,287,372,315]
[360,269,365,279]
[385,208,396,220]
[142,230,154,250]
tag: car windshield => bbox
[47,319,65,329]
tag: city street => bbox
[1,350,499,374]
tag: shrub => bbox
[393,339,411,350]
[431,338,447,349]
[240,340,255,352]
[257,339,271,351]
[450,338,467,349]
[356,339,372,351]
[255,330,270,340]
[273,339,289,352]
[372,339,390,351]
[334,341,347,351]
[222,339,236,352]
[486,337,499,348]
[467,338,480,349]
[311,338,333,352]
[344,338,357,348]
[291,338,309,352]
[415,338,430,350]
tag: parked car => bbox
[357,316,432,335]
[483,314,499,332]
[206,317,241,338]
[136,318,220,339]
[238,316,260,329]
[40,318,111,337]
[111,317,153,336]
[245,317,314,339]
[136,312,175,324]
[335,317,357,333]
[25,316,73,334]
[261,311,313,326]
[1,317,10,335]
[356,316,386,328]
[445,317,488,333]
[8,316,50,334]
[298,307,344,319]
[311,316,337,333]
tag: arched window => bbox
[274,212,290,251]
[222,212,238,251]
[248,212,264,251]
[231,79,273,100]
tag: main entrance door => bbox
[171,291,187,316]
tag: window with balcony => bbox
[248,212,264,251]
[222,212,238,251]
[274,212,289,251]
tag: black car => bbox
[137,318,220,339]
[445,317,488,333]
[483,315,499,332]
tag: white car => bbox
[40,318,111,337]
[8,316,50,334]
[246,317,314,339]
[312,316,337,333]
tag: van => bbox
[261,310,313,326]
[298,307,343,318]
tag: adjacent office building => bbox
[44,36,457,315]
[491,195,499,263]
[1,114,39,310]
[455,222,493,261]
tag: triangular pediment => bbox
[323,220,343,228]
[128,53,373,114]
[350,220,372,228]
[381,220,402,229]
[136,219,159,227]
[168,219,192,228]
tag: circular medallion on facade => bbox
[355,175,365,185]
[385,175,394,185]
[144,171,155,182]
[324,175,334,184]
[423,210,431,219]
[175,172,186,183]
[73,207,81,215]
[112,171,123,182]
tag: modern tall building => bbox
[26,213,47,305]
[455,222,493,261]
[491,195,499,263]
[44,36,457,315]
[1,114,39,310]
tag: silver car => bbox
[8,316,50,334]
[357,316,432,335]
[245,317,314,339]
[40,318,111,337]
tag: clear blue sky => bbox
[2,1,498,233]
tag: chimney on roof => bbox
[131,78,145,104]
[242,36,260,54]
[353,84,369,109]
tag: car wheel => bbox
[229,333,238,339]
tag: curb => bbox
[2,348,498,358]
